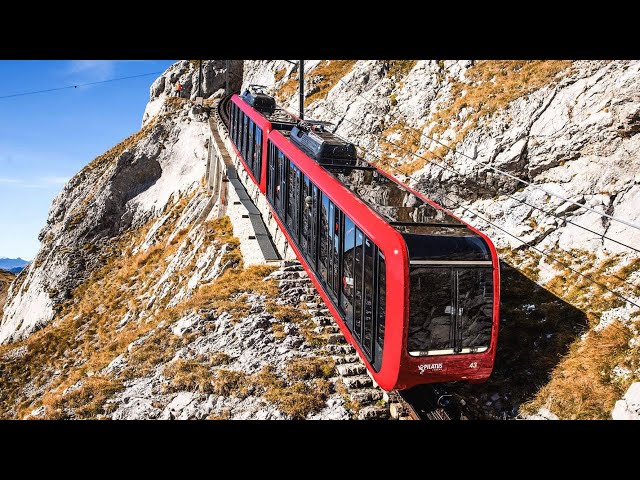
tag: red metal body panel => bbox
[227,95,500,391]
[372,169,501,389]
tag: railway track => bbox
[217,93,232,127]
[393,385,470,420]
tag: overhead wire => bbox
[333,76,640,233]
[0,70,167,101]
[310,102,640,308]
[316,101,640,263]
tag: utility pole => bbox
[299,59,304,120]
[197,60,203,98]
[225,60,229,94]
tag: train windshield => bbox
[408,266,493,356]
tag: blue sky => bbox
[0,60,175,259]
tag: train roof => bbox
[235,90,297,129]
[235,93,490,260]
[289,125,358,165]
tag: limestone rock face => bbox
[612,382,640,420]
[142,60,243,126]
[0,100,210,344]
[242,60,640,419]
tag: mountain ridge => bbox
[0,60,638,420]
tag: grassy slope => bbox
[0,269,15,318]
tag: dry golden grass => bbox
[0,190,245,419]
[184,264,277,320]
[384,60,417,80]
[253,365,332,419]
[266,302,307,323]
[335,378,360,415]
[163,358,213,394]
[212,369,249,398]
[276,75,299,104]
[305,61,357,107]
[274,67,287,83]
[208,352,231,366]
[379,60,573,174]
[0,269,15,318]
[271,323,286,340]
[498,248,640,419]
[42,376,122,420]
[123,328,181,380]
[285,356,335,381]
[521,322,636,419]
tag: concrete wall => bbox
[213,107,297,262]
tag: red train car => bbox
[226,88,500,391]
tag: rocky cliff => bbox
[0,60,638,419]
[0,61,352,420]
[244,60,640,419]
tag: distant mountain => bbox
[0,258,29,272]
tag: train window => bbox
[333,205,342,296]
[341,215,355,328]
[255,127,262,182]
[353,227,364,344]
[318,193,329,284]
[234,105,239,145]
[363,236,375,357]
[237,110,242,154]
[231,104,236,144]
[407,267,492,356]
[248,120,255,172]
[301,175,312,261]
[376,252,386,355]
[243,114,249,161]
[267,142,275,201]
[311,183,319,269]
[286,160,300,238]
[327,201,336,291]
[238,111,243,155]
[327,202,341,297]
[458,268,493,350]
[275,149,284,214]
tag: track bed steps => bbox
[337,363,366,377]
[358,406,389,420]
[342,375,374,389]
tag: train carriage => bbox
[227,88,500,390]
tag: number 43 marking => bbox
[469,362,478,369]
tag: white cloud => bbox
[67,60,116,82]
[0,177,69,188]
[41,176,69,185]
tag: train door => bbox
[407,266,493,356]
[341,216,355,330]
[301,176,317,269]
[286,161,300,240]
[275,150,285,216]
[374,253,386,371]
[319,193,329,284]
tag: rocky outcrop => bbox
[142,60,243,126]
[2,60,638,419]
[612,382,640,419]
[245,60,640,259]
[243,60,640,419]
[0,100,210,344]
